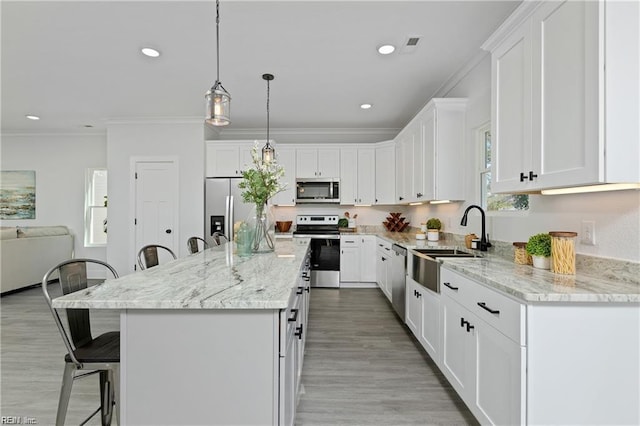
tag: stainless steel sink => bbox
[413,248,479,258]
[409,248,480,293]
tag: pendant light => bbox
[205,0,231,126]
[261,73,275,163]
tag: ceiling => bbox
[1,1,520,136]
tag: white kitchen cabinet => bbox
[339,236,360,282]
[393,98,467,203]
[295,148,340,179]
[420,99,467,201]
[405,278,422,336]
[483,0,640,192]
[340,147,375,205]
[374,141,395,205]
[375,238,393,301]
[440,268,526,426]
[206,141,255,177]
[359,235,376,282]
[394,137,407,203]
[406,276,441,365]
[340,235,376,284]
[272,147,296,206]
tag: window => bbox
[85,168,108,246]
[479,125,528,212]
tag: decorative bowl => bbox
[275,221,292,233]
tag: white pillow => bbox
[0,227,18,240]
[16,226,69,238]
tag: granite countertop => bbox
[347,227,640,304]
[52,241,308,310]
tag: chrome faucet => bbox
[460,205,492,251]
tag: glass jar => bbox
[251,202,275,253]
[549,231,577,275]
[236,222,254,257]
[513,242,532,265]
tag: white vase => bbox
[427,229,440,241]
[532,255,550,270]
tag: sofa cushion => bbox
[17,226,69,238]
[0,227,18,240]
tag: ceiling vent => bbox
[400,36,421,54]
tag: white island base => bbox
[120,309,282,425]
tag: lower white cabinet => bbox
[440,268,525,425]
[438,267,639,425]
[406,277,441,364]
[340,235,376,283]
[375,238,392,301]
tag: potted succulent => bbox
[526,233,552,269]
[426,218,442,241]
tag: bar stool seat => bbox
[65,331,120,364]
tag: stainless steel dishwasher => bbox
[391,244,407,321]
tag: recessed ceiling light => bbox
[25,115,40,120]
[377,44,395,55]
[360,104,372,110]
[141,47,160,58]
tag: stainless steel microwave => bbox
[296,178,340,203]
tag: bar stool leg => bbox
[100,371,113,426]
[112,366,120,426]
[56,363,75,426]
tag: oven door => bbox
[309,237,340,288]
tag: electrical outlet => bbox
[581,220,596,245]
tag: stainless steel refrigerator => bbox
[205,178,253,246]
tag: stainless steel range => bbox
[293,215,340,288]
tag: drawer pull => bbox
[443,282,459,291]
[460,318,468,328]
[295,325,303,339]
[477,302,500,315]
[297,286,304,295]
[466,322,474,332]
[288,309,299,322]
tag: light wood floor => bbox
[1,285,475,425]
[296,288,476,425]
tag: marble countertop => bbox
[347,228,640,303]
[52,241,308,310]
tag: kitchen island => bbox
[53,241,311,426]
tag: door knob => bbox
[165,229,172,234]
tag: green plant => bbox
[526,233,551,257]
[426,218,442,230]
[238,143,285,205]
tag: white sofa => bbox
[1,226,74,294]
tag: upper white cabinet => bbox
[483,0,640,192]
[421,99,467,201]
[296,148,340,179]
[272,147,296,206]
[394,99,467,203]
[340,147,375,205]
[374,141,395,205]
[206,141,254,177]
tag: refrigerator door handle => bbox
[227,195,234,241]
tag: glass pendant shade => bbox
[262,141,275,163]
[205,84,231,126]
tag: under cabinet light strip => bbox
[541,183,640,195]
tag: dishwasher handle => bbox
[392,244,407,256]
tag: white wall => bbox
[0,133,108,262]
[407,54,640,262]
[106,120,204,275]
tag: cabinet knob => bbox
[529,171,538,180]
[399,196,404,201]
[460,317,468,328]
[466,323,474,332]
[520,172,528,182]
[417,193,423,198]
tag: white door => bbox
[135,160,179,267]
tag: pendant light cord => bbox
[266,78,270,144]
[216,0,220,83]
